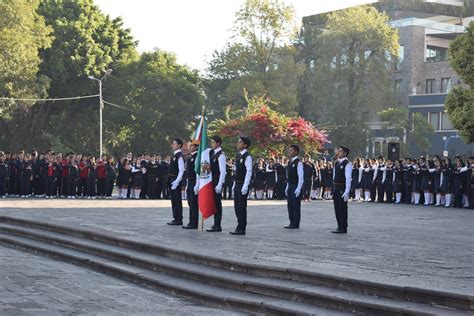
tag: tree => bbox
[103,50,203,155]
[299,5,400,156]
[411,112,435,155]
[0,0,52,148]
[446,21,474,143]
[210,92,327,156]
[205,0,303,116]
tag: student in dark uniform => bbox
[223,158,234,200]
[66,154,78,199]
[468,156,474,209]
[146,155,159,199]
[96,154,107,199]
[332,146,352,234]
[452,157,466,208]
[384,159,394,203]
[393,159,403,204]
[7,153,16,196]
[402,158,414,204]
[206,135,227,232]
[167,138,185,226]
[254,160,265,200]
[20,154,33,197]
[264,158,276,200]
[130,158,144,199]
[183,140,200,229]
[322,161,334,200]
[361,159,372,202]
[105,156,116,199]
[302,155,314,202]
[45,157,57,198]
[275,157,287,200]
[284,145,303,229]
[86,156,97,199]
[420,157,433,206]
[412,162,422,205]
[230,136,253,235]
[374,156,385,203]
[311,161,322,200]
[77,156,88,198]
[464,157,473,209]
[0,152,8,198]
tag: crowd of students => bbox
[0,149,473,209]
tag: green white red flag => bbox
[194,114,216,219]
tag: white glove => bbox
[294,188,301,197]
[285,185,288,196]
[342,191,349,202]
[232,182,235,193]
[171,180,179,190]
[241,186,248,195]
[193,183,199,195]
[215,184,222,194]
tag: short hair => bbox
[211,135,222,145]
[340,146,350,156]
[289,144,300,154]
[173,138,183,147]
[377,155,384,160]
[239,136,251,148]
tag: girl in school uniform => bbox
[105,157,116,199]
[86,156,97,199]
[265,158,277,200]
[361,159,373,202]
[452,158,466,208]
[432,159,444,207]
[130,158,144,199]
[311,161,322,200]
[441,158,454,207]
[351,158,363,201]
[384,159,394,203]
[322,161,333,200]
[393,160,403,204]
[66,155,78,199]
[412,162,422,205]
[254,159,266,200]
[117,158,131,199]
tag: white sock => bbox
[415,193,420,204]
[436,194,441,206]
[445,194,451,207]
[463,195,470,207]
[440,195,445,205]
[395,192,401,203]
[411,192,415,204]
[355,189,360,201]
[364,191,370,201]
[424,192,430,205]
[268,190,273,199]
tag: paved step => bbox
[0,233,346,316]
[0,223,471,315]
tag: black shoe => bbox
[229,230,245,235]
[167,220,183,226]
[206,226,222,232]
[182,224,198,229]
[284,225,298,229]
[331,228,347,234]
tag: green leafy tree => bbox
[300,5,400,156]
[446,21,474,143]
[206,0,303,116]
[103,50,203,156]
[0,0,53,149]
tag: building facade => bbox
[303,0,473,158]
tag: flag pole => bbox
[201,215,204,232]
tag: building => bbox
[303,0,474,158]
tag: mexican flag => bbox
[194,115,216,219]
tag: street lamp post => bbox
[88,69,113,157]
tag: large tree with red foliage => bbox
[210,94,327,156]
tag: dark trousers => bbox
[276,179,286,199]
[186,180,199,227]
[403,181,412,204]
[385,181,393,203]
[61,176,68,196]
[46,177,56,196]
[34,175,44,195]
[66,177,76,196]
[147,175,157,199]
[169,177,183,222]
[0,177,6,196]
[223,179,233,199]
[333,186,348,230]
[376,180,385,202]
[287,184,301,227]
[97,178,106,196]
[233,182,248,232]
[106,178,114,197]
[211,179,222,228]
[86,178,96,196]
[303,178,311,199]
[77,177,87,196]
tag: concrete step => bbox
[0,223,471,315]
[1,216,473,312]
[0,232,347,316]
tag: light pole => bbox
[88,69,113,157]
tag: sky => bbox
[95,0,377,71]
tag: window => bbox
[394,79,403,98]
[426,79,435,94]
[425,45,448,62]
[441,112,453,130]
[396,45,404,69]
[441,78,452,93]
[429,112,440,130]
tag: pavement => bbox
[1,197,473,297]
[0,246,247,315]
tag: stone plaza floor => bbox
[0,197,473,313]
